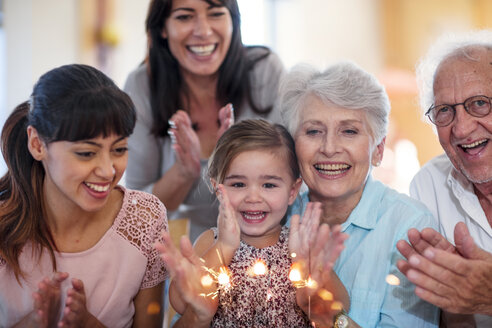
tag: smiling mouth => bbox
[84,182,110,193]
[314,163,351,175]
[459,139,488,153]
[241,211,267,221]
[187,44,217,56]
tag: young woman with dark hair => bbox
[0,64,168,328]
[124,0,285,242]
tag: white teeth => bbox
[460,139,487,149]
[85,182,110,192]
[314,163,350,175]
[188,44,215,56]
[242,211,266,220]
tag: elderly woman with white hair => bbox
[280,62,440,327]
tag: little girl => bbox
[156,119,348,327]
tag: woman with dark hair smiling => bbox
[124,0,285,242]
[0,64,167,328]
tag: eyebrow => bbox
[171,5,218,13]
[224,174,284,181]
[302,118,363,125]
[75,136,126,147]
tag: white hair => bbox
[416,29,492,117]
[278,61,390,144]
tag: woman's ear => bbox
[372,137,386,167]
[27,126,46,161]
[210,178,219,195]
[288,178,303,205]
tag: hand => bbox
[168,110,201,180]
[216,184,240,257]
[397,223,492,315]
[217,103,234,138]
[289,202,347,279]
[155,231,218,322]
[32,272,69,328]
[289,202,348,326]
[59,278,95,328]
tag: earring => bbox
[374,161,381,167]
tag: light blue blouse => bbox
[286,176,440,327]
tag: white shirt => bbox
[410,153,492,327]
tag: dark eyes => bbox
[175,14,192,21]
[75,152,95,158]
[229,182,277,189]
[114,147,128,155]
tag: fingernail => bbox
[409,255,420,266]
[168,120,176,128]
[168,130,176,143]
[423,248,434,259]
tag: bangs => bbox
[53,88,136,142]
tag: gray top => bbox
[123,48,285,241]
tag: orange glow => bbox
[289,263,302,282]
[252,260,267,276]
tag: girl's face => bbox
[162,0,233,79]
[219,149,301,247]
[31,131,129,214]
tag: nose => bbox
[245,186,262,203]
[193,15,212,37]
[320,133,339,156]
[451,104,478,139]
[95,154,116,179]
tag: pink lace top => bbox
[0,186,168,328]
[211,226,313,328]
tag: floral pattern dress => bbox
[211,226,313,328]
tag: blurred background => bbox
[1,0,492,193]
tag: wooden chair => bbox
[163,218,190,328]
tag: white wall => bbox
[273,0,384,73]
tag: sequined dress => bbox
[211,226,313,328]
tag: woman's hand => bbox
[217,103,234,139]
[155,231,218,322]
[31,272,69,328]
[289,202,349,326]
[168,110,202,180]
[59,278,103,328]
[216,184,240,259]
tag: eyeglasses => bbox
[425,95,492,127]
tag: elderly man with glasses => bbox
[396,30,492,327]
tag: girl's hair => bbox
[145,0,272,137]
[0,64,136,281]
[279,61,390,145]
[208,119,300,184]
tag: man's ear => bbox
[288,178,303,205]
[27,126,46,161]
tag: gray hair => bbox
[278,61,390,144]
[416,29,492,117]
